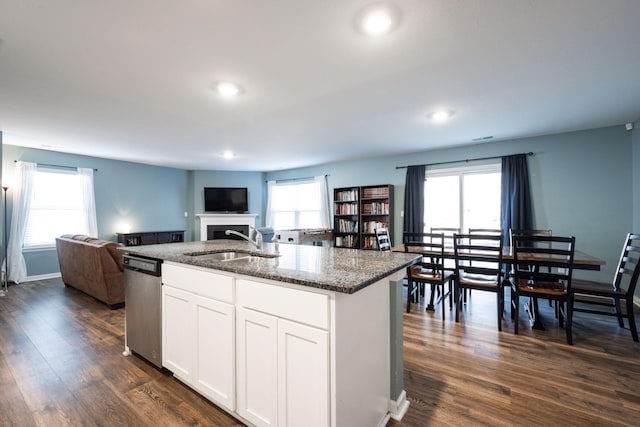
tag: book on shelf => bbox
[361,202,389,215]
[335,203,358,215]
[335,189,359,202]
[362,187,390,199]
[335,235,358,248]
[361,236,378,250]
[336,219,358,233]
[362,220,388,234]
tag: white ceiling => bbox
[1,0,639,172]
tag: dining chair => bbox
[374,227,391,252]
[467,228,504,302]
[510,234,575,344]
[430,227,459,272]
[569,233,640,342]
[404,232,454,318]
[509,229,556,313]
[453,233,504,330]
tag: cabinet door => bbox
[162,285,194,382]
[194,295,235,411]
[277,319,329,427]
[237,307,278,427]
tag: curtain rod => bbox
[266,174,329,183]
[395,152,534,169]
[15,160,98,171]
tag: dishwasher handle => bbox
[123,255,162,276]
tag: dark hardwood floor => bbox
[1,278,639,426]
[390,288,640,427]
[0,278,242,427]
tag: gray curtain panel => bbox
[403,165,426,235]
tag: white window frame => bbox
[424,162,502,233]
[23,167,97,251]
[265,177,331,230]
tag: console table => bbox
[117,230,185,246]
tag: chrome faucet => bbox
[225,226,263,251]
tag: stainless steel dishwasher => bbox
[122,254,163,368]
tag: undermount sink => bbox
[224,256,268,263]
[198,251,246,261]
[184,250,280,262]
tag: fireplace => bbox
[197,214,258,241]
[207,224,249,240]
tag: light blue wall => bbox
[2,145,189,278]
[267,125,633,283]
[1,124,634,285]
[189,170,266,241]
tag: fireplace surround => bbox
[197,214,258,241]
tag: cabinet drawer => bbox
[162,263,234,303]
[237,279,328,330]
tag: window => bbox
[424,163,501,232]
[24,168,97,248]
[266,177,330,230]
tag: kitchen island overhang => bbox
[120,240,419,426]
[120,239,419,294]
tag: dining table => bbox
[391,245,606,330]
[391,246,605,270]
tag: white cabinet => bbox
[194,295,235,409]
[237,307,278,427]
[162,263,235,412]
[277,318,329,427]
[236,279,330,427]
[161,263,392,427]
[162,285,194,380]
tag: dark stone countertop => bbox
[119,240,420,294]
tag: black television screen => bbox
[204,187,248,213]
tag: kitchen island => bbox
[121,240,419,427]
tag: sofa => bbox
[55,234,125,309]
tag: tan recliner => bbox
[55,234,125,309]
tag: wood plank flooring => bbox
[1,278,639,426]
[0,279,242,427]
[390,289,640,427]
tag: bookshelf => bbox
[360,185,393,250]
[333,186,360,249]
[333,184,393,250]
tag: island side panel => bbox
[388,271,410,420]
[332,276,391,427]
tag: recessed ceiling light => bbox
[428,110,454,123]
[356,3,400,36]
[213,81,243,98]
[472,136,494,142]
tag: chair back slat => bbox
[612,233,640,293]
[374,227,391,252]
[469,228,502,235]
[430,227,459,248]
[454,233,503,280]
[403,232,447,275]
[512,234,575,291]
[509,229,552,247]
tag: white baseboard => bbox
[388,389,410,421]
[24,272,62,282]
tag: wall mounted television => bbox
[204,187,249,213]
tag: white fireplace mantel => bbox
[197,214,258,241]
